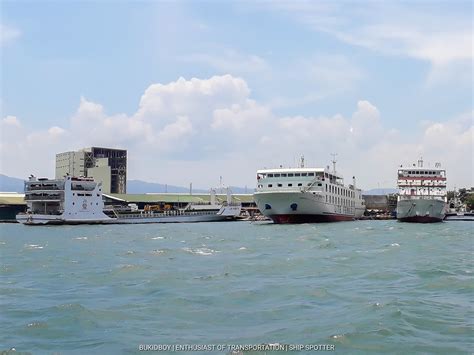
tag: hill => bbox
[0,174,252,194]
[0,174,25,192]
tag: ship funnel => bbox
[353,176,356,188]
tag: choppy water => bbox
[0,221,473,354]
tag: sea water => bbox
[0,221,472,354]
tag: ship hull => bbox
[444,213,474,221]
[254,191,364,224]
[16,214,112,225]
[269,213,355,224]
[396,198,446,223]
[16,206,241,225]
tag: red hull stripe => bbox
[269,214,355,224]
[398,216,443,223]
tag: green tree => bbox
[466,194,474,211]
[458,188,467,203]
[447,190,455,201]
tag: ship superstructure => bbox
[253,157,365,223]
[396,159,447,223]
[16,175,111,224]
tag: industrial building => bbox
[56,147,127,194]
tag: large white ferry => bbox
[16,176,241,225]
[396,159,447,223]
[253,158,365,223]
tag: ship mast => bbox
[300,155,305,168]
[331,153,337,174]
[418,157,423,168]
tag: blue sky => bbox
[1,1,472,189]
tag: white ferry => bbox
[16,176,241,225]
[253,158,365,223]
[396,159,447,223]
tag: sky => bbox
[0,0,472,190]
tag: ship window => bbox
[288,183,292,187]
[72,202,75,205]
[301,173,307,176]
[307,183,311,186]
[288,173,294,177]
[308,172,315,176]
[268,174,273,177]
[278,184,282,187]
[318,183,322,186]
[268,184,272,187]
[281,173,287,177]
[274,174,281,177]
[298,183,302,186]
[294,173,301,176]
[326,185,328,192]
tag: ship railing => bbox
[398,195,446,201]
[26,186,64,191]
[257,186,320,192]
[117,210,217,219]
[25,195,63,201]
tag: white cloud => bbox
[156,116,194,150]
[1,76,472,189]
[2,115,21,127]
[181,50,270,76]
[0,24,21,46]
[211,100,272,132]
[270,2,472,84]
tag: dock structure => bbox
[0,193,26,222]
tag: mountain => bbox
[0,174,25,192]
[0,174,253,195]
[363,188,398,195]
